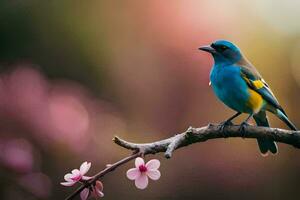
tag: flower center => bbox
[71,175,82,181]
[139,165,147,172]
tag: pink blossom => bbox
[80,180,104,200]
[61,162,91,186]
[126,157,161,189]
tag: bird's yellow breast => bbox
[246,89,264,113]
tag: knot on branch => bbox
[185,126,200,141]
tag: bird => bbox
[198,40,297,155]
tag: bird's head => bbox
[199,40,242,65]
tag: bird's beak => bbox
[198,45,216,53]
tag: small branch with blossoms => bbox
[62,123,300,200]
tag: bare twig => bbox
[65,123,300,199]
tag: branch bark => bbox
[114,124,300,158]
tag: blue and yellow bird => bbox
[199,40,297,155]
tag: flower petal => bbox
[80,162,91,175]
[70,169,82,181]
[72,169,80,176]
[91,187,104,198]
[146,159,160,170]
[82,176,92,180]
[95,188,104,198]
[126,168,140,180]
[64,173,73,181]
[147,169,161,180]
[95,180,104,192]
[80,188,90,200]
[135,174,148,189]
[61,181,75,187]
[135,157,144,168]
[97,191,104,198]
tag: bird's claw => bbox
[238,122,250,138]
[219,120,234,137]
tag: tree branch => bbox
[114,124,300,158]
[65,123,300,199]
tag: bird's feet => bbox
[238,121,250,138]
[219,120,234,137]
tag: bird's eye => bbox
[220,45,228,51]
[211,44,228,52]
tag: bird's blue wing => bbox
[240,67,286,114]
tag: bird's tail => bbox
[253,111,278,156]
[276,109,298,131]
